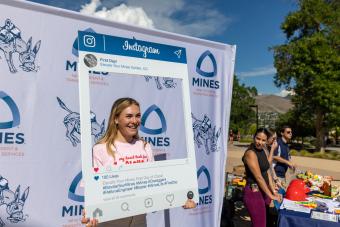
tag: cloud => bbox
[80,0,154,29]
[80,0,231,37]
[276,89,295,97]
[237,66,277,78]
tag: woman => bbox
[242,128,281,227]
[266,129,277,164]
[92,97,154,168]
[266,130,284,189]
[264,129,283,227]
[82,97,153,227]
[82,97,195,227]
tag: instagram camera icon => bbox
[83,35,96,48]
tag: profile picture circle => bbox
[83,54,97,68]
[187,191,194,199]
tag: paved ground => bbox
[224,142,340,227]
[226,142,340,181]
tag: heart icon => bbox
[94,176,99,181]
[94,167,99,172]
[166,194,174,205]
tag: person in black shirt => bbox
[242,128,281,227]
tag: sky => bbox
[28,0,297,96]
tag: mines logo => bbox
[62,171,84,217]
[0,91,25,145]
[140,104,170,147]
[192,50,219,89]
[197,165,213,206]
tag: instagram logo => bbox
[83,35,96,47]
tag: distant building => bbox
[255,95,293,129]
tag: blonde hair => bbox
[96,97,141,158]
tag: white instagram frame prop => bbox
[78,31,198,223]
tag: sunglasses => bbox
[285,131,292,134]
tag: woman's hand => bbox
[289,162,296,170]
[274,178,283,188]
[271,193,282,203]
[271,140,278,152]
[182,199,197,209]
[81,210,98,227]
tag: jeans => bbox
[243,185,269,227]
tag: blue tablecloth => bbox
[278,209,340,227]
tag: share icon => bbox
[174,49,182,58]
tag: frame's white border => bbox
[78,34,198,223]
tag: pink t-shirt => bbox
[92,140,154,168]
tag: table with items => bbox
[278,171,340,227]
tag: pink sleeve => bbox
[92,144,104,168]
[145,143,154,162]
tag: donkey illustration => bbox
[0,176,29,225]
[144,76,177,90]
[0,19,41,73]
[192,113,221,154]
[57,97,105,147]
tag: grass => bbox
[290,149,340,161]
[239,138,253,143]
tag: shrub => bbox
[239,138,253,143]
[300,150,308,156]
[290,149,298,156]
[291,150,340,161]
[310,152,323,159]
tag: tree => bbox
[276,105,315,145]
[230,75,257,134]
[272,0,340,152]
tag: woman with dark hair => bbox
[266,129,277,164]
[242,128,282,227]
[265,129,283,227]
[265,129,281,187]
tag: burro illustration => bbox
[192,113,221,155]
[57,97,105,147]
[0,175,29,226]
[0,19,41,73]
[144,76,177,90]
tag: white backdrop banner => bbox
[0,1,235,227]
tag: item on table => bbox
[285,181,308,201]
[321,181,331,197]
[295,201,317,209]
[231,177,246,187]
[296,171,338,197]
[331,185,339,198]
[290,179,310,193]
[311,193,332,199]
[314,200,329,212]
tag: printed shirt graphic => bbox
[92,140,154,167]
